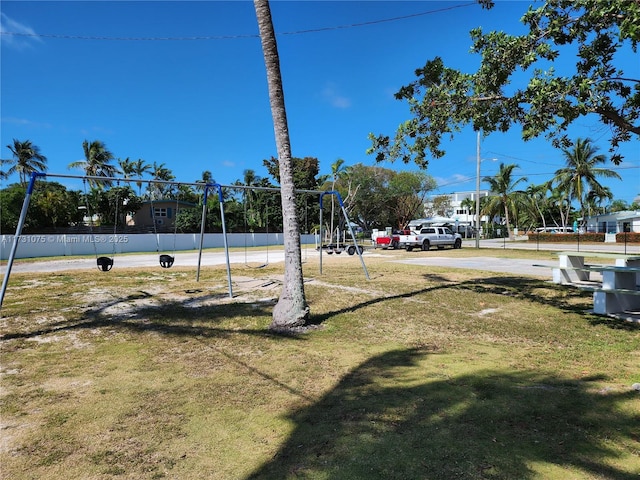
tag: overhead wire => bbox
[0,2,477,42]
[5,3,635,201]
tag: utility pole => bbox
[475,131,481,249]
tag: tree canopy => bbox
[368,0,639,167]
[333,164,437,231]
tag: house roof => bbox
[616,211,640,221]
[586,210,640,221]
[139,200,197,207]
[408,216,458,226]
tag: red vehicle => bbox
[373,229,412,249]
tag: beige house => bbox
[130,200,196,231]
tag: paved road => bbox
[1,239,636,276]
[1,250,289,274]
[472,237,640,254]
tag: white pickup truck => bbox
[404,226,462,251]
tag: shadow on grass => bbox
[0,290,294,342]
[3,275,635,343]
[310,275,637,329]
[248,347,639,479]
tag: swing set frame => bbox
[0,172,369,308]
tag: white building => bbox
[584,210,640,234]
[424,190,492,237]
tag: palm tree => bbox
[552,138,621,227]
[586,185,613,217]
[118,157,135,178]
[254,0,309,329]
[459,196,480,235]
[198,170,214,185]
[132,159,151,195]
[149,162,175,199]
[482,163,527,239]
[195,170,215,199]
[610,199,630,213]
[524,183,551,230]
[240,169,261,228]
[68,140,119,188]
[460,196,474,214]
[548,182,572,229]
[3,139,48,186]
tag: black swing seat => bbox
[97,256,114,272]
[159,254,175,268]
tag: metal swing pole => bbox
[1,172,46,308]
[243,190,250,266]
[264,204,269,266]
[319,191,370,280]
[111,185,120,262]
[215,184,233,298]
[195,184,233,298]
[319,196,324,275]
[196,186,209,282]
[337,193,370,281]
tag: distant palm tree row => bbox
[477,138,622,237]
[1,139,214,198]
[1,137,630,236]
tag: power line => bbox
[486,149,640,170]
[435,164,639,192]
[0,2,477,42]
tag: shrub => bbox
[616,232,640,243]
[527,233,605,243]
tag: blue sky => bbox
[1,1,639,205]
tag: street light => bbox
[474,132,497,249]
[475,131,481,249]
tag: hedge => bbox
[616,232,640,243]
[528,232,639,243]
[528,233,604,243]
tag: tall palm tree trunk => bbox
[503,197,511,239]
[254,0,310,329]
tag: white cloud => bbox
[1,116,52,129]
[321,83,351,109]
[452,173,473,182]
[435,173,474,189]
[222,160,235,168]
[1,13,43,50]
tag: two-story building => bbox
[129,200,196,232]
[423,190,492,237]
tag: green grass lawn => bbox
[1,250,638,479]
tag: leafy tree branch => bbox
[368,0,639,167]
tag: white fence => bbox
[1,233,317,260]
